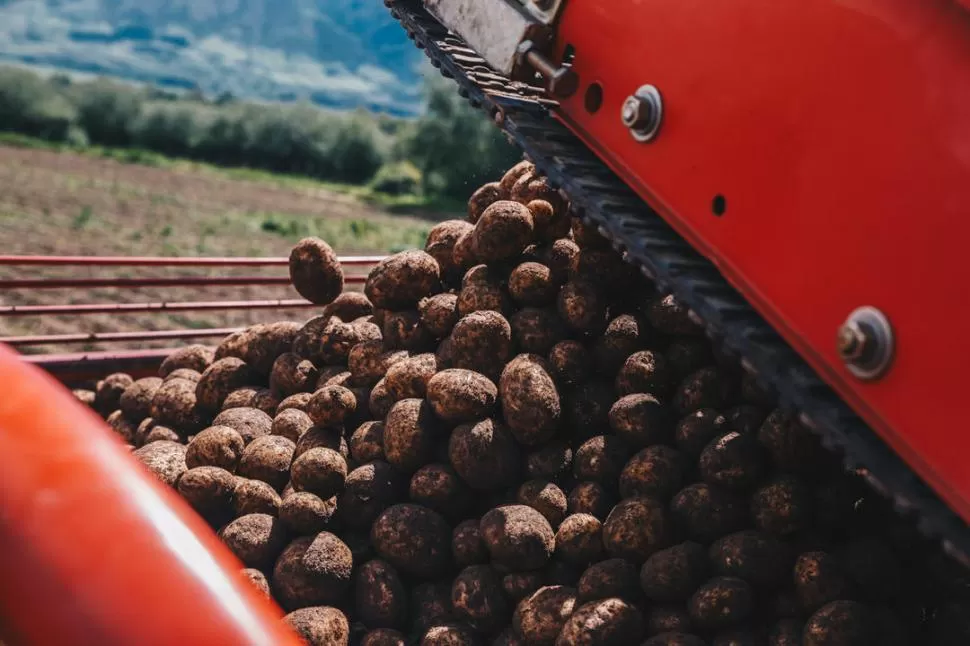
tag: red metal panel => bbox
[0,343,302,646]
[554,0,970,522]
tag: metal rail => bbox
[0,276,365,289]
[0,299,317,317]
[3,328,243,347]
[0,255,384,266]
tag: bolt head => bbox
[622,95,656,131]
[548,67,578,98]
[836,322,867,361]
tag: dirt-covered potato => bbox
[293,316,361,366]
[616,351,672,397]
[646,294,703,336]
[644,606,692,637]
[619,445,686,502]
[160,344,214,377]
[670,483,748,544]
[793,551,853,612]
[573,435,631,485]
[427,220,475,283]
[241,567,271,598]
[236,434,294,491]
[411,582,457,635]
[133,440,186,486]
[73,388,96,407]
[554,514,603,565]
[547,340,590,388]
[499,161,535,194]
[384,309,435,353]
[575,558,639,602]
[500,571,544,604]
[426,369,498,424]
[306,385,356,428]
[512,585,576,645]
[555,598,644,646]
[369,378,396,420]
[641,634,705,646]
[278,491,337,535]
[709,530,790,589]
[517,480,567,528]
[602,496,669,562]
[526,441,572,483]
[640,542,709,603]
[557,279,608,335]
[608,394,670,449]
[283,606,350,646]
[361,629,406,646]
[449,310,513,381]
[291,447,347,499]
[510,308,569,355]
[350,421,385,463]
[365,251,441,310]
[451,564,510,633]
[119,377,163,422]
[222,387,280,415]
[674,408,726,457]
[271,408,314,443]
[674,367,736,416]
[469,181,507,224]
[698,432,766,492]
[508,262,558,307]
[185,425,244,472]
[410,463,471,520]
[288,237,344,305]
[535,238,580,284]
[590,315,643,374]
[323,291,373,323]
[94,372,134,413]
[269,352,319,397]
[370,504,452,579]
[278,392,313,414]
[510,173,564,216]
[420,623,480,646]
[453,519,487,567]
[150,377,205,433]
[480,505,555,571]
[528,199,571,242]
[333,462,405,531]
[757,409,825,475]
[452,230,480,275]
[349,340,407,387]
[385,353,438,400]
[500,354,561,446]
[234,477,282,517]
[751,476,812,536]
[567,482,615,520]
[177,465,235,522]
[196,357,254,412]
[143,425,181,445]
[457,265,512,317]
[802,601,875,646]
[688,577,753,631]
[273,532,353,610]
[473,200,534,263]
[383,398,438,472]
[448,419,522,491]
[350,558,408,630]
[219,513,288,571]
[106,410,137,444]
[419,293,460,339]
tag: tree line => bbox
[0,65,520,199]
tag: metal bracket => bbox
[520,0,568,25]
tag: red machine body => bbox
[550,0,970,526]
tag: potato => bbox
[458,265,512,317]
[517,480,568,528]
[453,519,487,567]
[287,237,344,305]
[323,291,372,323]
[119,377,163,422]
[570,249,633,292]
[412,583,457,635]
[564,380,615,442]
[555,598,644,646]
[283,606,349,646]
[234,477,282,517]
[182,425,241,470]
[450,311,513,381]
[427,220,475,283]
[350,420,385,463]
[608,394,670,449]
[448,419,522,491]
[383,398,438,472]
[528,199,571,242]
[468,181,507,223]
[590,315,643,375]
[106,410,137,444]
[238,322,304,377]
[573,435,630,485]
[291,447,347,499]
[419,293,461,339]
[143,425,181,445]
[371,504,452,579]
[385,309,436,353]
[132,440,186,487]
[709,530,791,589]
[640,542,709,603]
[723,405,768,436]
[751,476,812,536]
[151,377,205,434]
[273,532,353,610]
[420,623,480,646]
[361,629,406,646]
[196,358,255,412]
[293,425,348,462]
[480,505,555,571]
[160,344,214,377]
[536,238,580,284]
[508,262,558,307]
[674,408,726,457]
[688,577,754,631]
[353,559,407,630]
[451,564,510,634]
[513,585,577,645]
[222,387,280,416]
[365,250,441,310]
[410,463,472,520]
[757,409,825,475]
[510,308,569,355]
[527,441,573,483]
[499,161,536,195]
[278,392,313,414]
[293,316,361,366]
[500,354,561,446]
[698,432,766,492]
[510,174,564,216]
[616,351,672,397]
[767,619,802,646]
[73,388,96,407]
[369,378,396,420]
[602,496,668,562]
[220,513,288,571]
[279,491,338,536]
[803,601,875,646]
[674,367,736,416]
[576,558,639,602]
[177,466,235,522]
[646,294,703,336]
[94,373,134,413]
[473,200,534,263]
[554,514,603,565]
[557,279,607,335]
[567,482,615,520]
[619,445,686,502]
[349,340,407,387]
[670,483,748,544]
[452,230,480,275]
[237,435,295,492]
[426,369,497,424]
[385,353,438,400]
[241,567,271,598]
[641,634,705,646]
[547,340,590,387]
[644,606,692,637]
[272,408,314,443]
[306,385,357,428]
[502,571,545,604]
[269,352,319,397]
[793,551,853,612]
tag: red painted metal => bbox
[553,0,970,523]
[0,298,316,317]
[0,342,302,646]
[22,348,184,384]
[0,255,385,266]
[2,327,243,347]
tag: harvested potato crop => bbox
[426,220,475,283]
[793,551,853,612]
[576,558,639,602]
[426,369,497,424]
[238,434,295,492]
[508,262,559,307]
[73,389,96,407]
[709,530,791,589]
[350,421,385,463]
[510,308,568,355]
[457,265,512,317]
[674,367,736,415]
[361,629,406,646]
[271,408,314,443]
[383,309,434,353]
[150,377,205,434]
[354,559,408,629]
[640,542,709,603]
[132,440,186,487]
[119,377,163,422]
[480,505,555,571]
[449,310,513,381]
[196,358,254,412]
[554,514,603,565]
[513,586,576,646]
[419,293,461,338]
[293,316,361,366]
[547,340,590,387]
[451,564,510,634]
[473,200,535,263]
[291,447,347,499]
[241,568,271,598]
[95,372,134,413]
[369,379,396,420]
[688,577,754,631]
[289,237,344,305]
[212,407,273,444]
[751,476,812,536]
[420,623,480,646]
[602,496,669,562]
[644,606,692,637]
[557,279,607,335]
[665,339,714,381]
[383,398,439,472]
[277,392,313,414]
[642,634,705,646]
[618,445,686,501]
[234,477,282,517]
[448,419,522,491]
[674,408,727,457]
[371,504,452,579]
[527,199,571,242]
[573,435,630,485]
[410,463,472,521]
[365,251,441,310]
[453,520,487,568]
[499,161,536,195]
[185,425,245,471]
[349,340,407,387]
[273,532,353,610]
[757,409,824,475]
[608,393,670,449]
[567,482,615,520]
[670,483,748,544]
[177,465,235,522]
[269,353,319,397]
[468,181,507,224]
[500,354,561,446]
[279,491,337,536]
[646,294,703,336]
[802,601,875,646]
[526,441,572,483]
[159,345,214,377]
[517,480,568,528]
[220,513,288,571]
[385,353,438,400]
[106,410,137,444]
[698,431,767,491]
[555,598,644,646]
[338,462,408,530]
[616,350,672,397]
[322,291,372,323]
[306,385,357,428]
[591,315,645,375]
[535,238,580,284]
[283,606,349,646]
[222,387,279,416]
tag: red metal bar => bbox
[0,275,365,289]
[0,299,317,317]
[0,342,302,646]
[22,348,187,384]
[3,328,242,347]
[0,255,385,266]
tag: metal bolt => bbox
[516,40,578,98]
[837,306,894,380]
[836,321,868,361]
[622,96,653,129]
[621,85,663,142]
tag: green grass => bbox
[0,131,461,217]
[255,211,430,253]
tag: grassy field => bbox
[0,138,460,354]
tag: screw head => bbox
[621,85,663,142]
[836,322,867,361]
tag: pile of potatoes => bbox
[77,161,970,646]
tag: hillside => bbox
[0,0,424,115]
